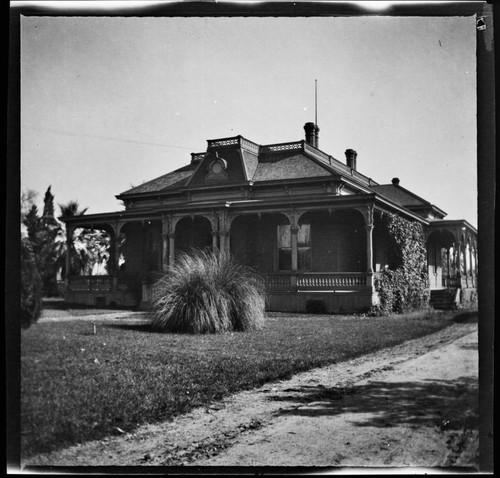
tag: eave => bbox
[61,190,430,229]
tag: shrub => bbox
[21,237,43,328]
[150,249,265,334]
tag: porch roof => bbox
[119,166,194,195]
[427,218,477,235]
[60,190,431,229]
[370,183,447,219]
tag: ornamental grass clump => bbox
[150,249,265,334]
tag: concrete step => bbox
[430,288,458,310]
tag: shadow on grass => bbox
[101,322,155,333]
[269,377,478,431]
[452,311,478,323]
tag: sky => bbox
[20,10,477,227]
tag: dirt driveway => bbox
[28,313,479,471]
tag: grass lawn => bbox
[21,309,455,458]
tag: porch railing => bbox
[442,274,477,289]
[68,275,112,291]
[264,272,372,292]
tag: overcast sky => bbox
[20,13,477,227]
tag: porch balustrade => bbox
[442,274,477,289]
[68,276,112,291]
[264,272,372,292]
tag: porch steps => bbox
[430,288,459,310]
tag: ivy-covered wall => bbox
[373,212,430,314]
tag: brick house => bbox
[61,122,477,312]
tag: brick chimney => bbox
[392,177,400,185]
[345,149,358,170]
[304,122,320,148]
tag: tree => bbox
[58,200,88,218]
[58,200,110,277]
[22,187,62,296]
[42,186,56,221]
[21,188,112,301]
[21,237,43,327]
[21,189,39,224]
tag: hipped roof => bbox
[116,134,445,217]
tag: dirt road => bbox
[27,317,479,471]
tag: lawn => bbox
[21,310,454,458]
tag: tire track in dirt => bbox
[25,321,477,468]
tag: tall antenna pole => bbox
[315,79,318,126]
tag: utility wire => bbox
[22,124,198,151]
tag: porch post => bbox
[468,242,473,277]
[226,231,231,258]
[161,216,169,272]
[473,244,478,287]
[446,248,451,287]
[291,225,299,271]
[365,223,374,288]
[212,231,218,251]
[65,225,72,287]
[111,225,121,293]
[458,240,463,275]
[365,224,374,273]
[220,230,231,259]
[219,231,226,260]
[473,244,478,277]
[454,241,461,276]
[168,232,175,267]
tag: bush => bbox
[150,249,266,334]
[21,237,43,328]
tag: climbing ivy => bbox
[372,213,430,315]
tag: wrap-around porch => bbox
[62,204,477,312]
[63,203,381,312]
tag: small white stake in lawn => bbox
[91,322,96,335]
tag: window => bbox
[277,224,311,271]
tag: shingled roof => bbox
[119,166,194,195]
[371,181,447,219]
[370,183,429,207]
[252,153,333,182]
[117,132,382,199]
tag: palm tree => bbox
[58,200,88,218]
[57,201,110,277]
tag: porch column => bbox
[168,232,175,267]
[161,216,169,272]
[111,228,121,293]
[365,223,374,289]
[365,224,374,273]
[473,245,478,287]
[459,241,464,275]
[219,231,226,260]
[65,225,73,287]
[219,230,230,260]
[212,231,218,251]
[161,232,169,272]
[226,231,231,258]
[290,225,299,271]
[446,248,451,287]
[468,242,473,277]
[455,241,462,276]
